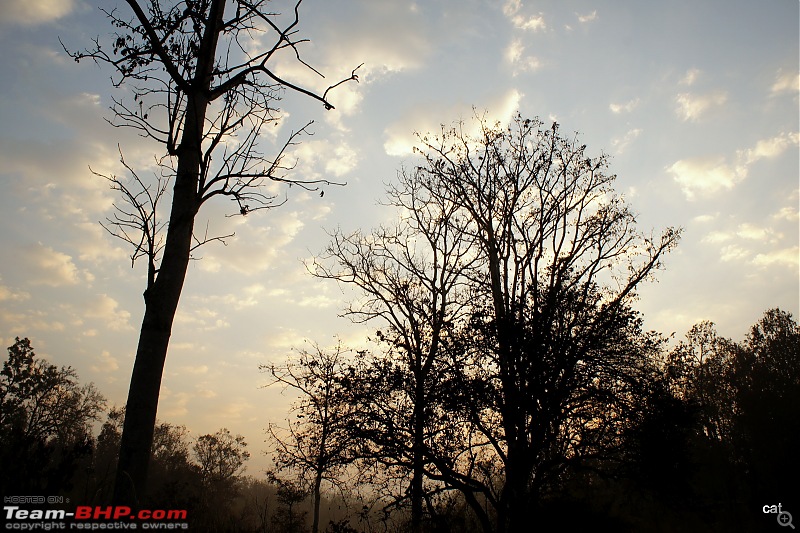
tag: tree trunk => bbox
[112,130,202,504]
[312,466,323,533]
[411,370,425,533]
[112,0,224,504]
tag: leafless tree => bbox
[311,167,479,532]
[408,113,680,532]
[262,341,357,533]
[64,0,359,504]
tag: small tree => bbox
[0,337,106,494]
[65,0,359,504]
[311,167,478,532]
[194,428,250,490]
[263,341,357,533]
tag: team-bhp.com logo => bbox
[5,505,189,529]
[764,503,794,529]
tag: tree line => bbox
[3,301,797,532]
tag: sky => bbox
[0,0,798,475]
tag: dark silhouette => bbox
[312,163,476,532]
[262,341,358,533]
[313,114,680,532]
[64,0,359,505]
[0,337,105,495]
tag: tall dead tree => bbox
[65,0,358,505]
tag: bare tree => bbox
[313,113,679,532]
[311,168,478,532]
[408,114,680,532]
[65,0,359,504]
[262,341,356,533]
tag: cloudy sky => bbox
[1,0,797,474]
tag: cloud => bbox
[158,388,191,418]
[735,223,776,242]
[0,281,30,302]
[578,11,598,23]
[91,351,119,374]
[83,294,134,332]
[680,68,701,87]
[197,210,306,275]
[666,158,741,200]
[771,70,799,96]
[502,0,546,31]
[752,247,800,268]
[383,89,522,156]
[773,205,799,222]
[692,213,718,223]
[274,2,430,87]
[609,98,640,114]
[668,132,798,199]
[675,91,727,121]
[719,244,749,262]
[292,139,359,179]
[0,0,76,26]
[505,39,543,76]
[610,128,643,154]
[22,244,86,287]
[737,132,799,166]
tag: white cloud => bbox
[773,206,799,222]
[702,231,732,244]
[503,0,521,17]
[274,3,430,87]
[22,244,85,287]
[675,91,727,121]
[197,210,306,275]
[680,68,701,86]
[512,14,546,31]
[505,39,543,76]
[719,244,749,262]
[610,128,642,154]
[668,132,798,200]
[666,158,741,200]
[609,98,640,114]
[752,247,800,268]
[83,294,133,332]
[0,282,30,302]
[735,223,775,242]
[293,139,359,179]
[693,213,718,223]
[502,0,546,31]
[737,132,799,166]
[384,89,522,156]
[91,351,119,373]
[0,0,76,26]
[771,70,800,96]
[578,11,598,23]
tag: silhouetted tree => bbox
[263,341,358,533]
[194,428,250,490]
[728,309,799,511]
[65,0,359,504]
[312,165,477,532]
[0,337,105,495]
[269,473,309,533]
[324,116,679,531]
